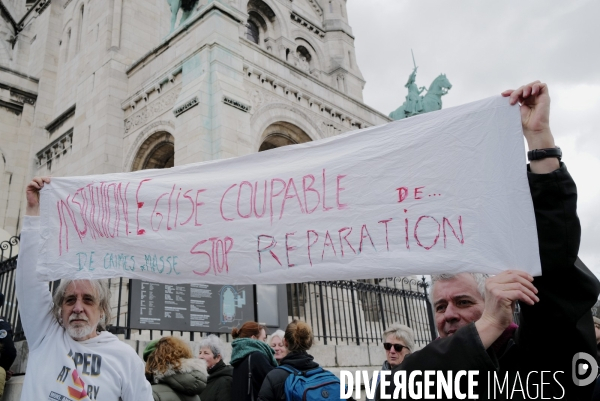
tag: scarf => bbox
[230,338,277,367]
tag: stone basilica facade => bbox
[0,0,390,238]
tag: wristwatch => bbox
[527,147,562,161]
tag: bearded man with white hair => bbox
[16,177,152,400]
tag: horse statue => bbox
[167,0,199,33]
[389,73,452,120]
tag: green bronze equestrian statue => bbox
[389,53,452,120]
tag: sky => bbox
[346,0,600,278]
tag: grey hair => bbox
[198,334,225,358]
[52,279,112,331]
[268,329,285,345]
[430,273,489,304]
[382,323,415,352]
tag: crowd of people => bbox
[10,80,600,401]
[136,319,417,401]
[140,319,341,400]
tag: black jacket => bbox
[201,360,233,401]
[232,351,275,401]
[258,351,320,401]
[0,318,15,371]
[378,164,600,400]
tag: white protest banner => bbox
[38,95,541,284]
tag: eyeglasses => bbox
[383,343,409,352]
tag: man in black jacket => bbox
[377,81,600,400]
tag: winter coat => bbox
[257,351,320,401]
[200,359,233,401]
[231,351,276,401]
[150,358,208,401]
[0,317,16,371]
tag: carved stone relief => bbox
[124,88,180,133]
[297,54,310,72]
[249,89,264,110]
[321,121,342,137]
[248,88,278,112]
[223,96,251,112]
[248,85,343,139]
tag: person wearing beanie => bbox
[144,336,208,401]
[143,339,160,363]
[230,321,276,401]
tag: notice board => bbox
[129,280,255,332]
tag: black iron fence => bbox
[287,279,436,348]
[0,236,437,347]
[0,236,23,341]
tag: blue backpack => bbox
[278,365,342,401]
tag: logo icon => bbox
[68,369,88,400]
[572,352,599,387]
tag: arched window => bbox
[259,122,312,152]
[143,142,174,169]
[246,20,259,44]
[131,132,175,171]
[246,0,278,48]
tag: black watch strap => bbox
[527,146,562,161]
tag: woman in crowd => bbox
[268,329,288,364]
[366,322,415,401]
[198,334,233,401]
[144,336,208,401]
[381,322,414,368]
[258,320,322,401]
[230,321,278,401]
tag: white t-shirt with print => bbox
[16,217,153,401]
